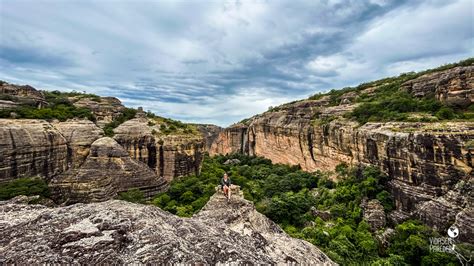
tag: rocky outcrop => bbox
[70,96,126,128]
[402,66,474,108]
[113,117,204,182]
[50,137,166,203]
[362,199,386,231]
[53,119,103,169]
[0,190,334,265]
[0,81,47,108]
[0,119,68,183]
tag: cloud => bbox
[0,0,472,126]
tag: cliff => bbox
[113,116,204,181]
[0,190,334,264]
[0,119,68,182]
[210,64,474,239]
[0,82,206,203]
[50,137,167,203]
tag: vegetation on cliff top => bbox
[136,154,467,265]
[0,90,97,122]
[262,58,473,124]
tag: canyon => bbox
[210,65,474,242]
[0,62,472,262]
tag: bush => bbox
[118,188,145,203]
[0,177,50,200]
[436,106,456,120]
[103,108,137,136]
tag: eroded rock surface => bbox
[0,81,47,108]
[53,119,103,168]
[49,137,166,203]
[114,117,204,182]
[402,65,473,107]
[70,96,126,128]
[209,65,474,241]
[0,119,68,182]
[362,199,386,231]
[0,190,335,265]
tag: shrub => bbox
[435,106,456,120]
[0,177,50,200]
[118,188,145,203]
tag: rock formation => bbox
[0,119,68,182]
[361,199,386,231]
[49,137,167,203]
[0,118,103,183]
[53,119,103,168]
[69,96,126,128]
[210,65,474,241]
[402,65,473,107]
[195,124,223,151]
[113,116,204,182]
[0,190,335,265]
[0,81,47,108]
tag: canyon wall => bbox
[210,65,474,240]
[0,119,68,182]
[113,116,204,182]
[50,137,167,203]
[0,82,205,203]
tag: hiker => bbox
[221,173,231,201]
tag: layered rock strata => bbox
[49,137,166,203]
[402,65,473,107]
[210,65,474,242]
[113,117,204,182]
[0,81,47,108]
[53,119,103,169]
[0,119,68,182]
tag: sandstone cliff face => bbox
[0,119,68,182]
[53,119,103,169]
[210,65,474,241]
[50,137,167,203]
[70,96,126,128]
[113,117,204,182]
[0,191,334,264]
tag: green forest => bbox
[118,154,471,265]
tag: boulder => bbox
[362,199,386,231]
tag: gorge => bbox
[0,59,473,264]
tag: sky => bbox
[0,0,473,126]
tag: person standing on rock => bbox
[221,173,232,201]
